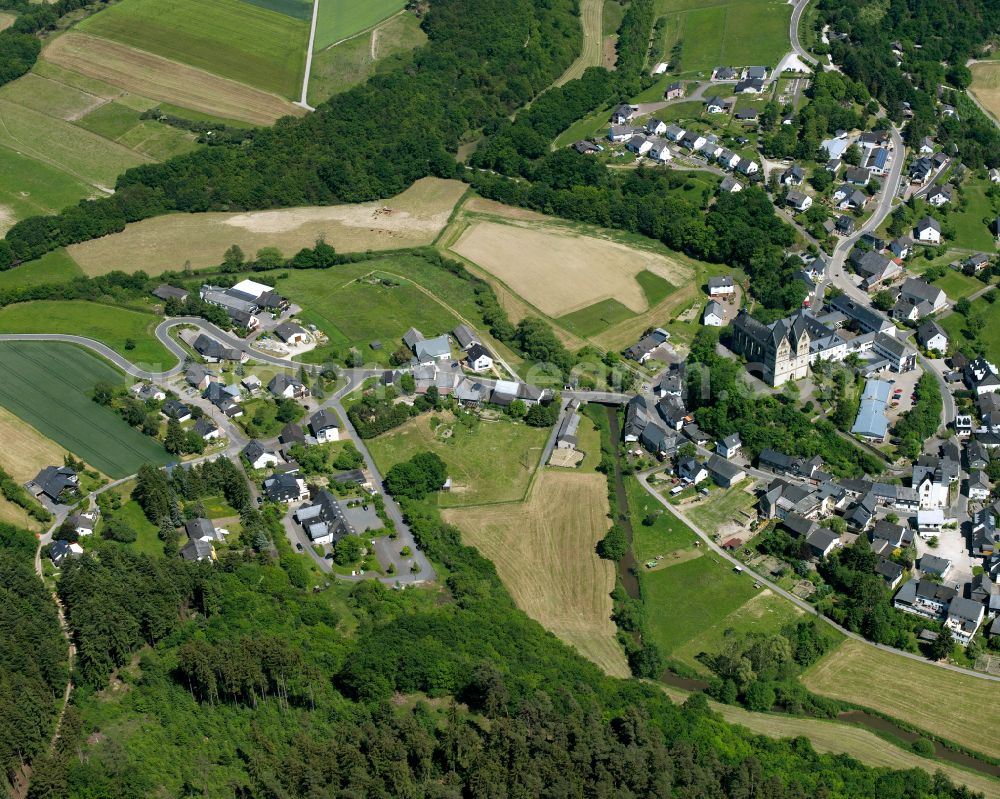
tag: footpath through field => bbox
[298,0,319,108]
[552,0,603,88]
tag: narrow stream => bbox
[604,405,640,600]
[600,409,1000,781]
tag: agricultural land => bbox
[367,413,548,507]
[77,0,309,99]
[969,61,1000,124]
[0,250,83,292]
[443,469,629,677]
[313,0,406,51]
[0,300,174,366]
[445,203,711,351]
[42,33,301,125]
[652,0,791,75]
[67,177,467,275]
[307,12,427,103]
[802,639,1000,760]
[0,342,170,477]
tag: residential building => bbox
[193,334,244,363]
[268,374,309,400]
[713,66,739,80]
[161,399,192,422]
[917,320,948,352]
[894,578,957,619]
[152,284,189,303]
[309,409,340,443]
[611,104,635,125]
[263,472,309,503]
[678,456,708,485]
[242,440,280,470]
[845,166,870,185]
[897,277,947,315]
[665,81,684,99]
[720,175,743,193]
[624,328,669,363]
[915,216,942,244]
[916,508,945,535]
[946,597,984,646]
[703,300,724,327]
[131,382,166,402]
[572,140,601,154]
[806,527,842,558]
[736,159,759,176]
[781,165,805,185]
[707,275,735,297]
[965,356,1000,395]
[875,558,904,590]
[705,95,727,114]
[927,184,953,207]
[69,510,98,537]
[920,553,952,579]
[786,190,812,212]
[646,118,667,136]
[626,134,653,156]
[705,454,745,487]
[556,410,581,449]
[180,539,215,562]
[295,490,355,545]
[734,78,764,94]
[193,418,221,441]
[466,343,494,372]
[717,433,742,459]
[965,469,991,500]
[413,334,452,363]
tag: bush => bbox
[596,524,628,561]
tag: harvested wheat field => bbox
[802,638,1000,759]
[68,178,468,276]
[970,62,1000,123]
[451,219,692,317]
[42,33,302,126]
[0,405,69,482]
[443,470,629,677]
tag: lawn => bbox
[0,250,84,292]
[78,0,309,99]
[367,412,549,507]
[308,11,426,103]
[641,552,758,655]
[0,300,175,367]
[557,298,637,337]
[274,256,475,365]
[313,0,405,50]
[553,104,613,148]
[669,590,805,673]
[949,181,998,251]
[115,499,162,557]
[0,342,170,477]
[942,298,1000,363]
[236,398,305,438]
[686,478,758,531]
[802,638,1000,760]
[654,0,790,75]
[442,470,629,677]
[627,476,698,563]
[932,268,986,301]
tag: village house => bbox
[161,399,192,422]
[786,190,812,212]
[193,334,246,363]
[624,328,670,363]
[263,472,310,503]
[889,235,912,259]
[466,343,494,372]
[707,275,735,297]
[703,300,724,327]
[193,417,221,441]
[295,490,355,545]
[572,140,601,155]
[556,409,582,449]
[927,184,953,207]
[268,374,309,400]
[894,578,957,619]
[716,433,742,459]
[185,364,217,390]
[49,540,84,566]
[309,409,340,443]
[719,175,743,193]
[705,454,745,488]
[273,321,308,345]
[646,118,667,136]
[946,597,984,646]
[917,320,948,352]
[131,382,166,402]
[242,440,280,470]
[678,456,708,485]
[705,95,727,114]
[665,81,684,100]
[915,216,942,244]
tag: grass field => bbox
[941,299,1000,363]
[116,498,162,557]
[654,0,790,75]
[314,0,405,50]
[308,12,426,103]
[368,413,548,507]
[932,268,986,301]
[0,300,174,367]
[443,470,628,677]
[949,181,998,251]
[266,253,487,364]
[970,61,1000,125]
[0,342,170,477]
[451,219,690,317]
[78,0,308,99]
[0,404,70,482]
[242,0,312,20]
[0,147,96,233]
[557,270,676,337]
[670,590,804,672]
[686,479,758,531]
[0,96,149,190]
[662,687,1000,798]
[627,477,699,562]
[553,0,603,87]
[641,552,760,656]
[802,638,1000,760]
[68,177,466,275]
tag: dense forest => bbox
[817,0,1000,166]
[0,523,68,790]
[23,498,983,798]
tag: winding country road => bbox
[637,468,1000,682]
[788,0,818,67]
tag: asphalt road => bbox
[788,0,818,66]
